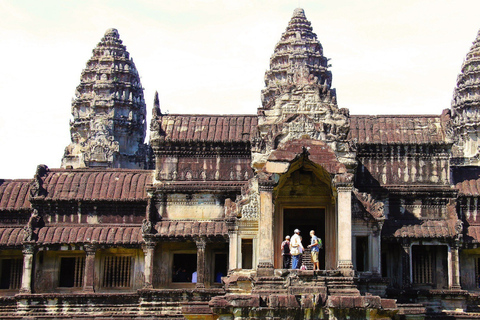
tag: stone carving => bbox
[142,219,153,235]
[450,29,480,162]
[240,194,259,220]
[61,28,148,169]
[252,9,354,171]
[23,209,41,242]
[29,164,48,198]
[353,189,385,220]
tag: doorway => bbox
[283,208,325,269]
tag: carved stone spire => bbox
[152,91,161,118]
[62,28,148,169]
[261,8,335,109]
[252,9,353,172]
[451,29,480,161]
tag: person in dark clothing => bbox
[281,235,291,269]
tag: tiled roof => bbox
[0,180,32,211]
[41,169,153,201]
[0,227,24,247]
[456,178,480,196]
[467,226,480,243]
[349,115,446,144]
[154,220,228,238]
[35,225,143,245]
[157,115,257,142]
[383,219,456,239]
[155,114,447,145]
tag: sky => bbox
[1,0,480,179]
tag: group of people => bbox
[281,229,323,270]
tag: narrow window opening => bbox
[356,236,368,272]
[102,256,132,288]
[214,253,227,283]
[476,257,480,289]
[381,252,387,278]
[0,258,22,290]
[241,239,253,269]
[172,254,196,283]
[59,256,85,287]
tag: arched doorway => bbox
[273,157,336,270]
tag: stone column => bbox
[450,243,461,289]
[401,241,411,287]
[257,181,274,276]
[196,238,207,288]
[143,242,156,289]
[83,244,96,293]
[334,173,354,276]
[20,244,35,294]
[228,229,238,271]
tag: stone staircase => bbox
[252,276,288,294]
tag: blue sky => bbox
[1,0,480,178]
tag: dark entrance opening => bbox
[173,254,197,283]
[214,253,227,283]
[283,208,325,269]
[241,239,253,269]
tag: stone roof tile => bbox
[156,115,258,142]
[349,115,446,144]
[384,219,456,239]
[39,169,152,201]
[34,225,143,245]
[457,178,480,196]
[154,221,227,238]
[0,180,32,211]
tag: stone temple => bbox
[2,8,480,319]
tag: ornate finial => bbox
[104,28,120,40]
[293,8,306,18]
[153,91,161,117]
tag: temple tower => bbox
[61,28,148,169]
[451,29,480,164]
[252,8,353,170]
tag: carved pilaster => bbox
[257,181,274,276]
[334,173,354,276]
[401,241,411,288]
[20,244,35,294]
[451,243,461,289]
[142,242,156,289]
[228,229,239,272]
[83,244,97,293]
[195,238,207,288]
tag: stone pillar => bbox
[228,229,238,271]
[143,242,156,289]
[20,244,35,294]
[83,244,96,293]
[257,181,274,276]
[450,243,461,289]
[401,241,411,287]
[334,173,354,276]
[196,238,207,288]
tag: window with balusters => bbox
[58,256,85,288]
[412,245,435,285]
[102,255,133,288]
[0,258,22,290]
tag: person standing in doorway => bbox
[290,229,302,269]
[281,235,291,269]
[308,230,321,271]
